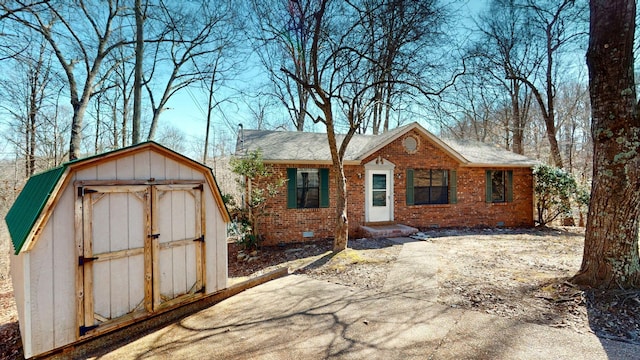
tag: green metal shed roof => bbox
[6,165,67,254]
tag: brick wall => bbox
[255,129,534,246]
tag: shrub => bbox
[229,150,285,251]
[533,164,588,226]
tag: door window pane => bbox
[372,174,387,206]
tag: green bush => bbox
[533,164,589,226]
[229,150,285,250]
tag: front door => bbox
[366,170,392,222]
[79,183,204,335]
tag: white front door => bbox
[366,169,393,222]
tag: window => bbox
[297,169,319,208]
[486,170,513,203]
[287,168,329,208]
[406,169,457,205]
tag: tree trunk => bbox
[545,116,563,168]
[28,87,36,177]
[147,108,163,141]
[69,100,88,160]
[322,103,349,253]
[132,0,144,145]
[332,161,348,252]
[511,81,523,154]
[572,0,640,289]
[203,70,216,163]
[94,97,101,153]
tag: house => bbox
[235,122,536,245]
[6,142,230,358]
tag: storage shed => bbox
[6,142,230,358]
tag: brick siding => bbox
[255,129,534,246]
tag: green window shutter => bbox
[320,168,330,208]
[406,169,414,205]
[449,170,457,204]
[485,170,492,203]
[506,170,514,202]
[287,168,297,209]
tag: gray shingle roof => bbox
[236,122,536,167]
[443,138,538,167]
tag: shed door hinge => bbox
[78,256,99,266]
[193,235,205,243]
[78,187,98,197]
[148,233,160,239]
[193,184,204,191]
[79,324,99,336]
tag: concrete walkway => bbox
[79,238,639,359]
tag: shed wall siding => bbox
[9,250,28,356]
[30,213,54,355]
[205,187,227,292]
[10,145,229,358]
[75,150,205,182]
[25,183,77,357]
[51,185,76,348]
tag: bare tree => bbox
[2,0,132,159]
[441,59,531,152]
[248,0,316,131]
[108,51,134,148]
[510,0,586,167]
[361,0,448,134]
[0,38,58,176]
[281,0,461,252]
[572,0,640,289]
[155,123,186,153]
[36,91,70,168]
[554,82,591,177]
[472,0,541,155]
[143,1,238,141]
[202,35,242,162]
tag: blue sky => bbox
[159,0,489,155]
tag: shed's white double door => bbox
[79,183,204,335]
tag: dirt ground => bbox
[2,227,639,359]
[230,228,640,344]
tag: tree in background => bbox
[473,0,537,154]
[143,1,239,141]
[279,0,460,252]
[512,0,586,168]
[572,0,640,288]
[1,0,131,160]
[132,0,144,144]
[360,0,449,135]
[0,34,69,174]
[248,0,317,131]
[469,0,587,164]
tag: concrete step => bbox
[359,223,418,238]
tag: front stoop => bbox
[360,223,418,238]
